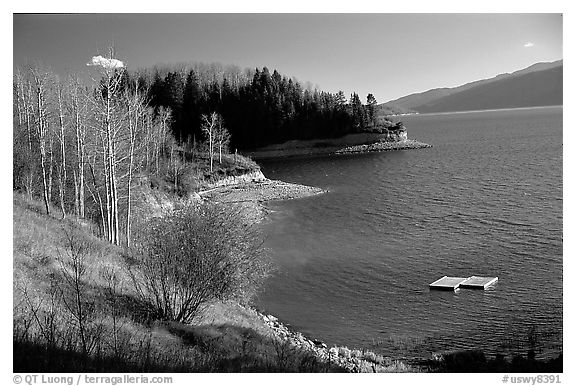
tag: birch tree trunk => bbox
[47,133,54,204]
[32,69,51,215]
[70,78,86,218]
[57,83,67,219]
[99,131,112,242]
[201,113,217,174]
[124,81,147,247]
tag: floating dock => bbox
[459,276,498,289]
[429,275,498,291]
[429,276,469,291]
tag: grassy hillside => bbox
[12,193,341,372]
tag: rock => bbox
[267,314,278,322]
[312,339,327,348]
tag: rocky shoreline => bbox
[197,174,326,223]
[246,139,431,159]
[199,178,326,203]
[255,310,416,372]
[243,130,431,159]
[335,139,432,154]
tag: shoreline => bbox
[199,178,326,203]
[198,176,327,223]
[252,308,416,372]
[246,139,432,159]
[198,176,421,372]
[335,139,432,154]
[403,104,562,118]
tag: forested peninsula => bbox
[134,63,388,148]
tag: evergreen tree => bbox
[335,91,347,109]
[350,92,363,130]
[149,70,165,109]
[366,93,377,126]
[163,71,185,111]
[181,69,202,141]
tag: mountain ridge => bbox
[380,60,563,114]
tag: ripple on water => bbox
[258,107,563,359]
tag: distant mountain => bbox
[381,60,562,114]
[414,66,562,113]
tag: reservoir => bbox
[257,106,563,360]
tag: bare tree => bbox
[214,117,231,164]
[86,154,107,238]
[55,78,68,219]
[122,81,148,247]
[143,110,152,172]
[68,76,88,218]
[87,51,126,245]
[201,112,220,173]
[155,106,171,176]
[47,126,55,204]
[30,67,53,215]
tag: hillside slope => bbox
[415,65,562,113]
[381,60,562,114]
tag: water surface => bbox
[257,107,562,359]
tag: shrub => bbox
[56,223,104,356]
[338,346,352,359]
[350,349,362,358]
[126,202,270,324]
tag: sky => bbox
[13,13,563,104]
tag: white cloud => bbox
[87,55,124,69]
[523,42,535,48]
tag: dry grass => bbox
[12,192,343,372]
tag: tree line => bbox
[126,64,381,148]
[13,62,182,247]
